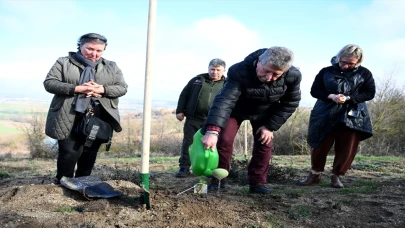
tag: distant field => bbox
[0,121,22,134]
[0,99,49,122]
[0,101,49,113]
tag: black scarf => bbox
[73,51,102,113]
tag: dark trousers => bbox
[212,117,273,185]
[311,124,362,176]
[56,136,102,180]
[179,118,205,169]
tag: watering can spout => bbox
[189,129,219,176]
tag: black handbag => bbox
[73,112,113,150]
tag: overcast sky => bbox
[0,0,404,107]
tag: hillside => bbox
[1,155,405,227]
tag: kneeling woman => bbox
[299,44,375,188]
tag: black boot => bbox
[175,168,190,178]
[249,184,271,194]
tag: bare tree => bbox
[365,74,405,155]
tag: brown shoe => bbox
[331,174,344,188]
[298,172,321,186]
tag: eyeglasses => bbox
[339,61,357,67]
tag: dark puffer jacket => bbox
[307,59,376,149]
[204,48,302,131]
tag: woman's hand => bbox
[328,94,346,104]
[79,80,105,98]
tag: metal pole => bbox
[141,0,157,210]
[244,121,248,160]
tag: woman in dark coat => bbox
[299,44,375,188]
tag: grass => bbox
[150,157,178,163]
[0,122,21,134]
[286,205,311,220]
[319,178,331,187]
[351,156,405,174]
[354,155,403,162]
[166,166,178,172]
[55,206,76,213]
[235,187,250,194]
[339,187,376,194]
[340,198,359,206]
[272,188,310,196]
[270,155,335,170]
[0,170,11,179]
[334,179,379,194]
[111,157,141,162]
[351,161,386,172]
[352,179,378,187]
[264,213,285,228]
[105,156,178,164]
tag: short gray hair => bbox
[77,33,108,51]
[335,44,364,66]
[208,58,226,69]
[259,46,294,71]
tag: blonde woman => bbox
[299,44,375,188]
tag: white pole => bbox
[141,0,157,210]
[244,121,248,160]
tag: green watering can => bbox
[189,129,219,176]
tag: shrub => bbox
[20,113,57,159]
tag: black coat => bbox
[204,49,302,131]
[307,62,376,149]
[176,73,226,119]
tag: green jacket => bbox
[44,52,128,140]
[176,73,225,120]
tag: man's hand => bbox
[201,133,218,151]
[176,113,185,121]
[256,126,273,145]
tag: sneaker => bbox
[249,184,271,194]
[175,168,190,178]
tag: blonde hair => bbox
[335,44,363,67]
